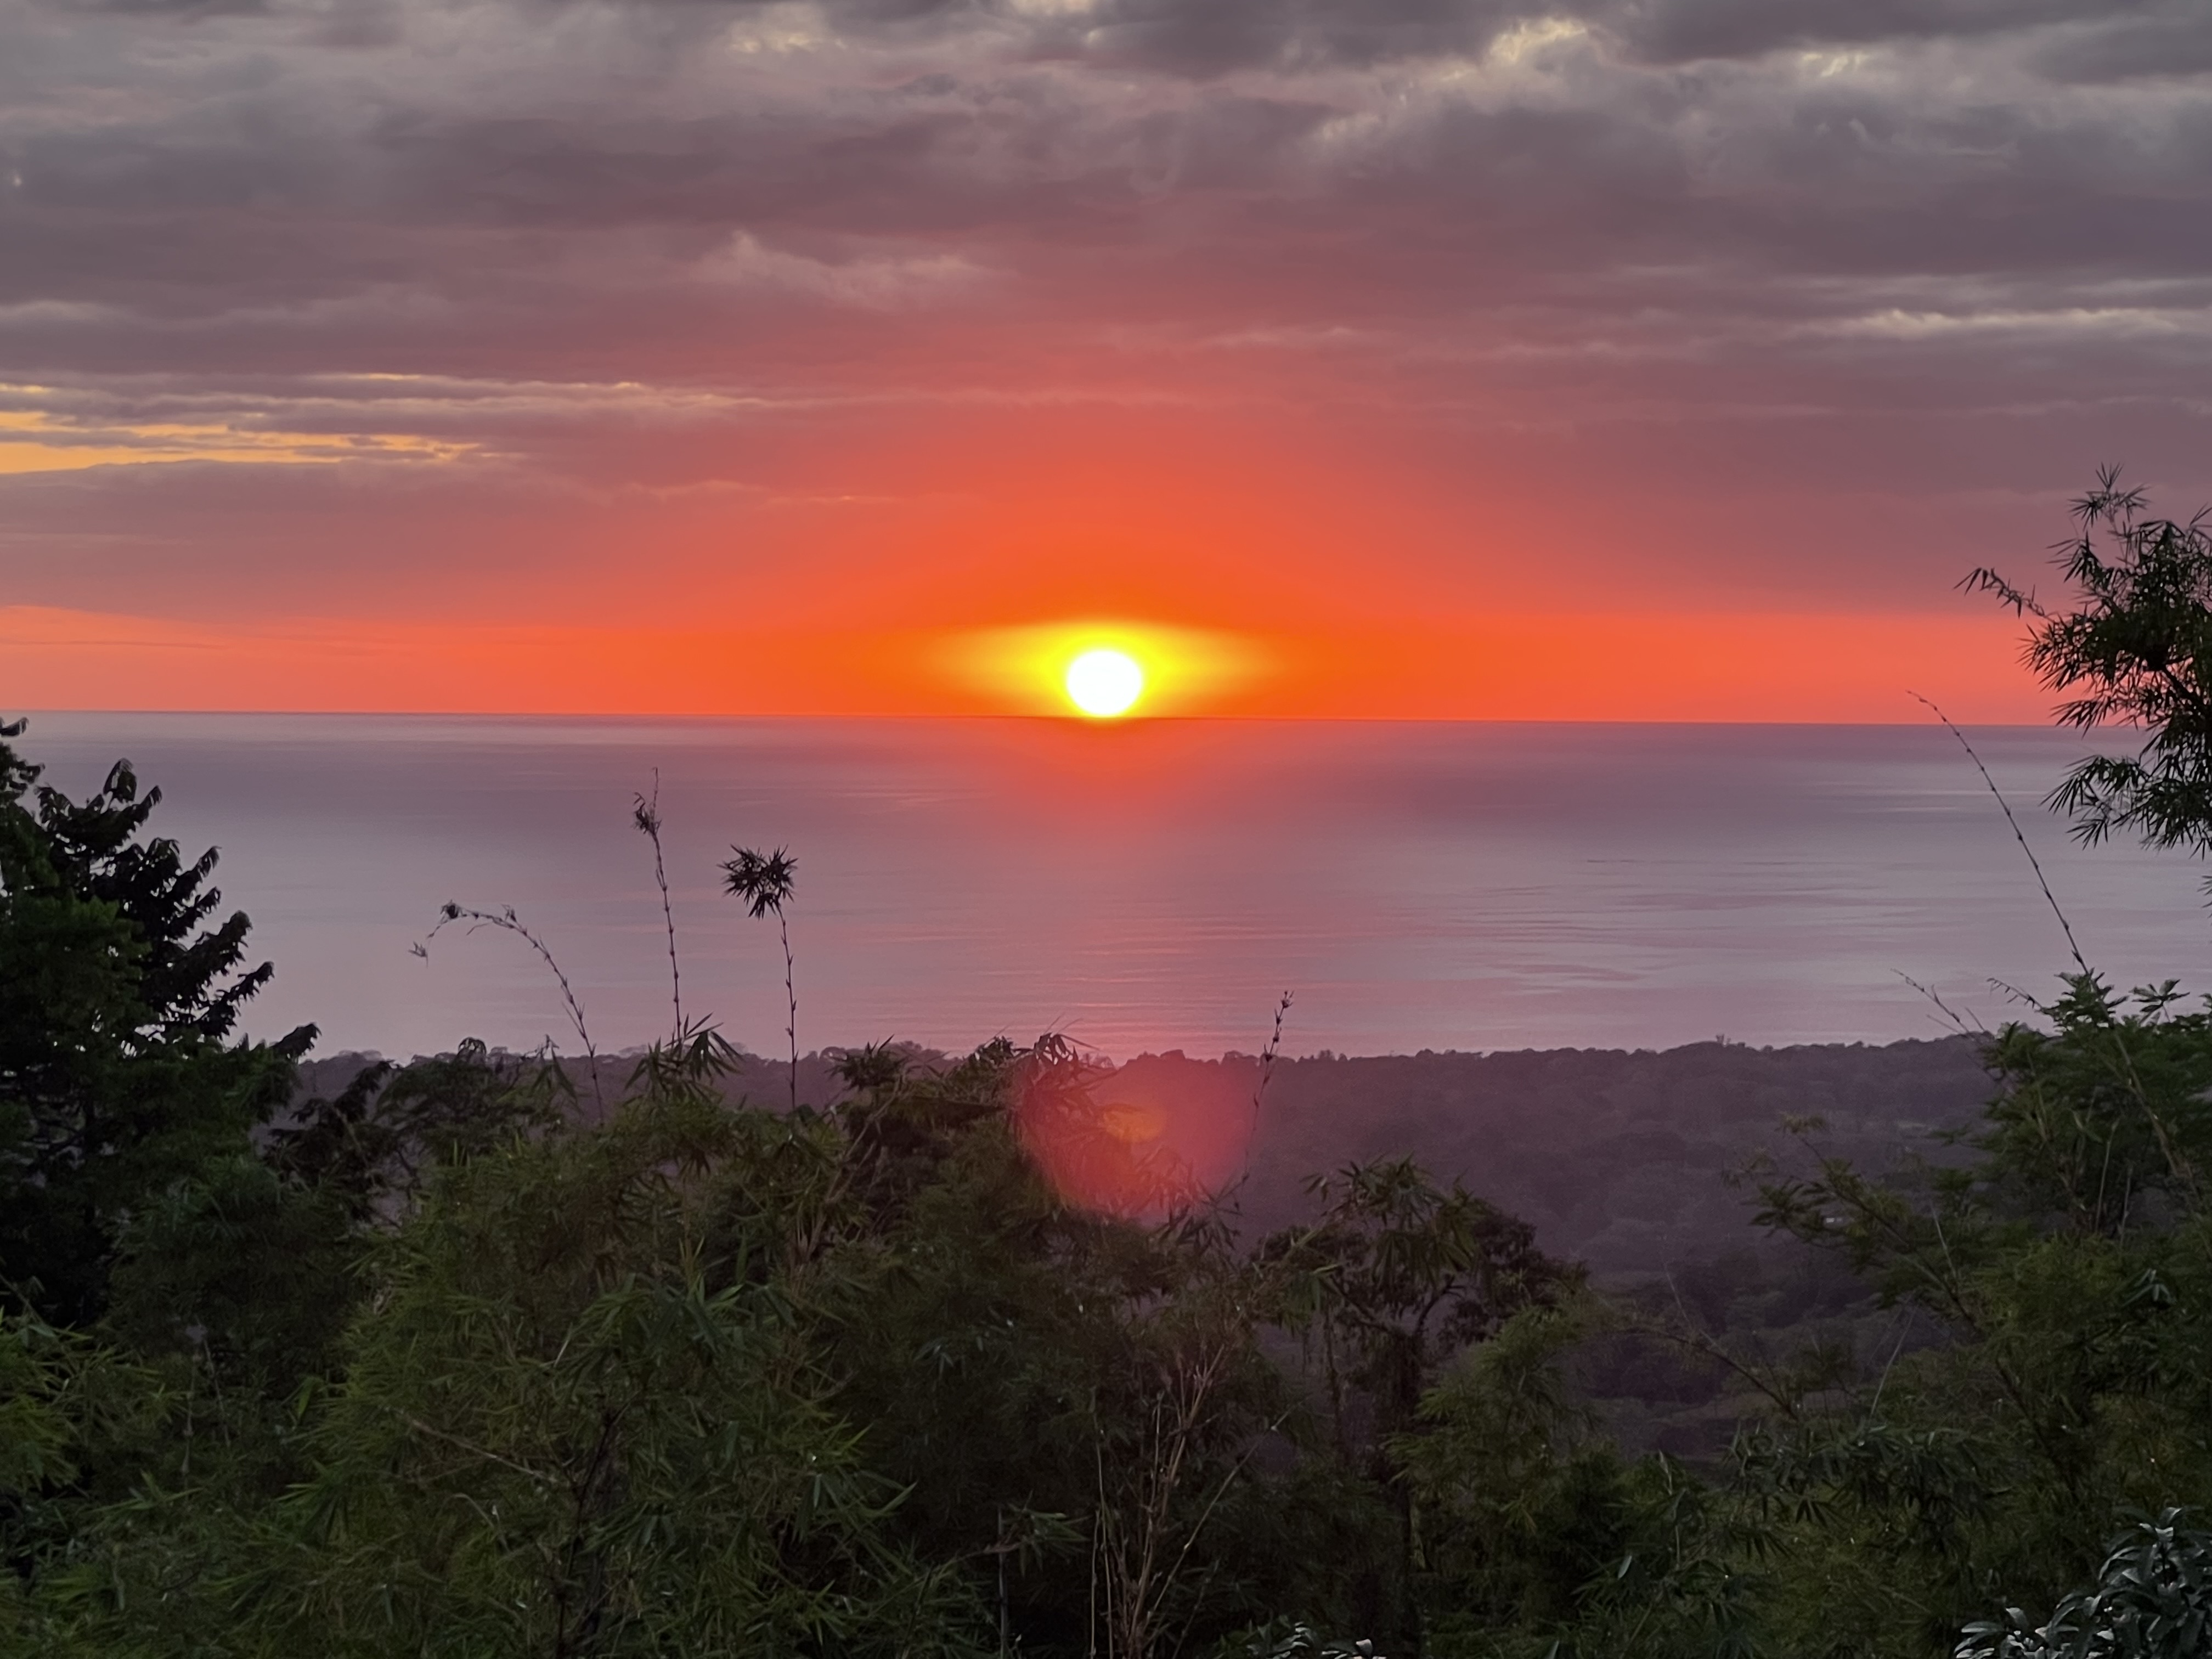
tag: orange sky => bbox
[0,603,2049,723]
[3,2,2204,722]
[0,394,2074,721]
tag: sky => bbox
[3,0,2211,719]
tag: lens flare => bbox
[1013,1054,1258,1217]
[1065,647,1144,717]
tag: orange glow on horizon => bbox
[0,603,2053,725]
[0,388,2085,729]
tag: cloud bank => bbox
[2,0,2208,712]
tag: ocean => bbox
[14,714,2204,1063]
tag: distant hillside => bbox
[1231,1037,1990,1271]
[1215,1039,1994,1457]
[299,1035,1993,1274]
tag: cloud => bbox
[702,231,994,305]
[1596,0,2174,66]
[0,0,2209,654]
[0,382,476,472]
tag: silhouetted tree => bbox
[723,845,799,1110]
[1967,468,2212,855]
[0,721,311,1325]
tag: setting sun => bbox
[938,619,1269,717]
[1065,647,1145,717]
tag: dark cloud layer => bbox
[2,0,2210,640]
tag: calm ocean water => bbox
[15,715,2206,1063]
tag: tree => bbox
[0,1308,86,1653]
[0,723,311,1325]
[1262,1159,1578,1651]
[263,1040,567,1222]
[1739,975,2212,1658]
[1959,1511,2212,1659]
[821,1037,1290,1659]
[100,1040,990,1659]
[95,1042,571,1413]
[1966,469,2212,856]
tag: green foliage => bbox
[1400,1300,1769,1659]
[1974,975,2212,1223]
[1,1309,82,1649]
[826,1037,1296,1658]
[0,1307,168,1659]
[1966,469,2212,855]
[1959,1512,2212,1659]
[104,1153,358,1398]
[264,1040,566,1218]
[1272,1159,1573,1447]
[1737,975,2212,1657]
[0,723,311,1325]
[216,1047,981,1659]
[1257,1159,1579,1650]
[1242,1624,1391,1658]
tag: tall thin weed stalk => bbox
[632,771,684,1039]
[1910,691,2091,977]
[1252,990,1293,1136]
[417,902,603,1109]
[723,845,800,1113]
[1910,693,2200,1209]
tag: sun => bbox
[1064,647,1145,718]
[940,619,1267,716]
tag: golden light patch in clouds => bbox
[939,619,1272,718]
[0,403,473,475]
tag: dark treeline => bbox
[308,1031,1999,1468]
[6,475,2212,1658]
[301,1032,1997,1277]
